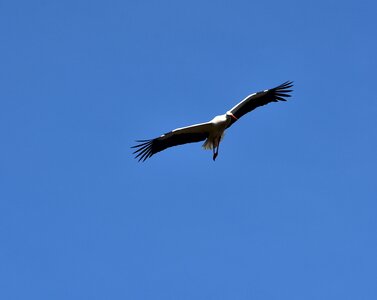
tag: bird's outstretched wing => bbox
[227,81,293,128]
[132,122,212,161]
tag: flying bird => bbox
[132,81,293,162]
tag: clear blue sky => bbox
[1,0,376,299]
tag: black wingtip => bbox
[276,81,294,89]
[271,81,293,102]
[276,81,293,90]
[132,139,154,162]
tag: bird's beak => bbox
[213,153,218,161]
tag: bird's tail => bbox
[202,138,213,150]
[202,133,225,150]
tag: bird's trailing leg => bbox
[212,150,218,161]
[212,137,220,161]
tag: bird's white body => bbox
[202,114,230,150]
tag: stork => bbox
[132,81,293,162]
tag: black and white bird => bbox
[132,81,293,162]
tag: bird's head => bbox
[226,111,238,121]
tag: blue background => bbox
[1,0,376,299]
